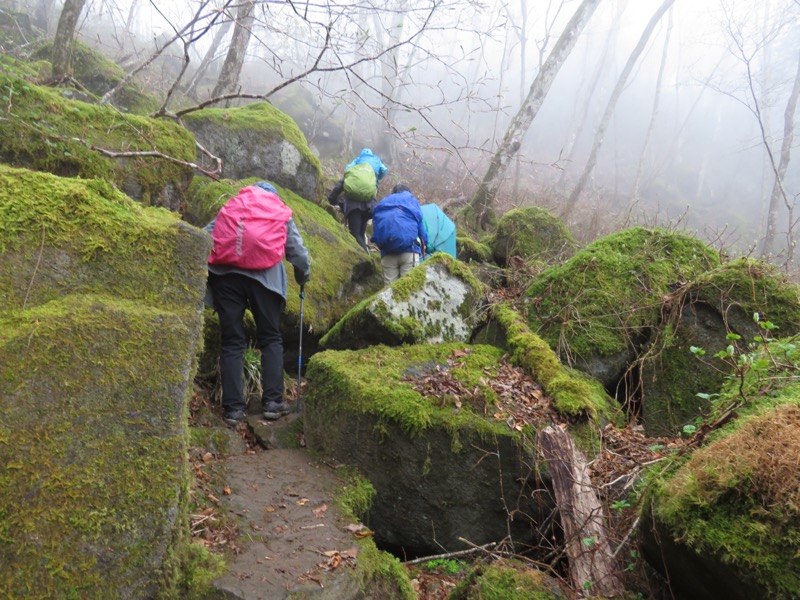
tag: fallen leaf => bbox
[354,530,374,538]
[296,498,309,506]
[223,487,231,495]
[313,504,328,518]
[344,523,366,533]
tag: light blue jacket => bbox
[346,148,388,182]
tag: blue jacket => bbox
[346,148,387,182]
[370,191,428,257]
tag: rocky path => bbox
[201,410,366,600]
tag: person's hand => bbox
[295,269,310,285]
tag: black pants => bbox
[209,273,284,413]
[346,207,371,253]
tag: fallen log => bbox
[539,424,625,597]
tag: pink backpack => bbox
[208,186,293,269]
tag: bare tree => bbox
[466,0,603,231]
[211,0,256,98]
[565,0,676,216]
[632,5,673,201]
[50,0,86,80]
[762,48,800,258]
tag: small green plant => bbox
[422,558,468,576]
[610,499,631,510]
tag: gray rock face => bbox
[183,103,324,203]
[320,254,486,350]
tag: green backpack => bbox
[343,162,378,202]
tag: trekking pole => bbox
[296,284,305,409]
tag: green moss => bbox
[492,303,622,424]
[0,294,198,598]
[490,206,577,266]
[0,165,210,312]
[456,234,492,263]
[689,257,800,334]
[447,560,565,599]
[525,226,721,360]
[0,73,193,205]
[305,343,516,441]
[32,40,158,114]
[647,347,800,598]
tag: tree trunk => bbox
[183,18,233,100]
[211,0,255,99]
[632,6,673,201]
[467,0,603,232]
[565,0,675,215]
[557,1,622,190]
[50,0,87,80]
[539,425,625,598]
[761,48,800,257]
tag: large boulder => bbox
[524,227,721,388]
[490,206,577,267]
[641,357,800,599]
[32,40,158,114]
[0,72,195,211]
[319,253,486,351]
[304,342,557,557]
[0,165,211,598]
[638,257,800,436]
[182,102,324,203]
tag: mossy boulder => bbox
[0,8,37,51]
[32,40,158,114]
[182,102,324,203]
[524,227,721,387]
[0,72,195,211]
[303,342,557,556]
[639,257,800,436]
[490,206,577,267]
[186,175,384,374]
[641,363,800,599]
[456,234,492,263]
[0,167,211,597]
[319,253,486,351]
[447,559,568,599]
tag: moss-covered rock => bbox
[490,303,622,427]
[0,72,195,210]
[319,253,486,351]
[524,227,721,387]
[304,342,556,556]
[641,340,800,599]
[639,257,800,436]
[0,165,209,310]
[32,40,159,114]
[0,167,211,598]
[182,102,324,203]
[446,559,568,599]
[456,234,492,263]
[490,206,577,267]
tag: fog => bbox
[9,0,800,260]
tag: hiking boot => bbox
[223,409,246,426]
[263,401,291,420]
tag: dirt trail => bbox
[210,414,362,599]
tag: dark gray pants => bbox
[209,273,284,413]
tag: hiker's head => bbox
[360,148,374,157]
[392,184,411,195]
[254,181,277,194]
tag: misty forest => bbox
[2,0,800,599]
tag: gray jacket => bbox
[203,216,311,306]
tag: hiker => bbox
[327,148,388,253]
[204,181,311,426]
[370,184,428,285]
